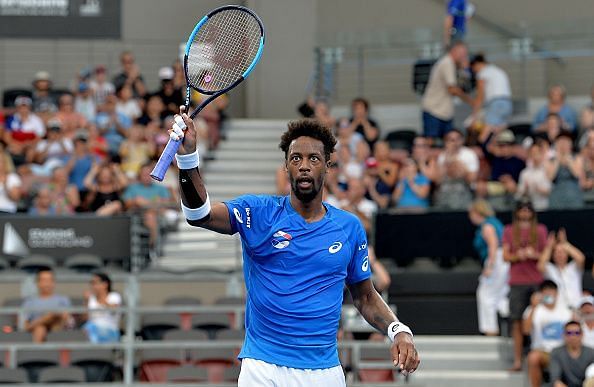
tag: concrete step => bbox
[225,119,287,132]
[413,336,507,352]
[218,141,280,151]
[363,351,506,371]
[207,184,275,195]
[409,370,524,387]
[157,256,240,270]
[204,174,275,185]
[214,149,283,161]
[204,161,278,173]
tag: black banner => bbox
[0,0,121,39]
[0,215,130,261]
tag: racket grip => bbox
[150,138,181,181]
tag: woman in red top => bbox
[503,200,547,371]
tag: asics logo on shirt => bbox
[328,242,342,254]
[233,208,243,224]
[361,256,369,272]
[271,230,292,249]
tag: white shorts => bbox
[238,358,346,387]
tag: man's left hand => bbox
[390,332,420,375]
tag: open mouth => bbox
[297,177,313,189]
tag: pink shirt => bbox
[503,223,547,286]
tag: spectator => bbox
[350,98,380,151]
[53,93,88,139]
[547,132,585,209]
[314,99,337,131]
[64,132,97,196]
[363,141,398,208]
[392,158,430,210]
[31,71,57,113]
[89,65,115,108]
[112,51,147,99]
[95,94,132,156]
[21,269,72,343]
[74,82,96,123]
[339,178,377,234]
[335,117,369,161]
[516,143,552,210]
[437,129,479,183]
[550,321,594,387]
[119,125,155,178]
[421,42,471,139]
[337,144,365,184]
[444,0,473,46]
[533,85,578,132]
[171,58,185,90]
[538,228,585,310]
[155,66,184,117]
[137,93,166,134]
[28,187,57,216]
[470,53,513,134]
[275,164,291,196]
[47,167,80,214]
[29,119,73,177]
[503,200,548,372]
[578,296,594,348]
[0,155,22,214]
[433,154,474,210]
[542,113,564,144]
[524,280,573,387]
[412,135,438,180]
[468,199,509,336]
[580,85,594,134]
[123,163,174,251]
[192,91,228,151]
[4,96,45,166]
[477,129,525,206]
[115,84,141,122]
[83,162,127,216]
[83,272,122,343]
[580,133,594,195]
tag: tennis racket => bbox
[150,5,265,181]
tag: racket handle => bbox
[150,138,181,181]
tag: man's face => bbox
[549,86,565,104]
[352,102,367,119]
[121,53,135,72]
[286,136,327,203]
[37,271,55,295]
[564,323,583,346]
[444,131,463,152]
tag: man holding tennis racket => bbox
[172,107,419,386]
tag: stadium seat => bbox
[214,296,244,305]
[46,330,87,342]
[16,350,60,383]
[216,329,245,341]
[384,129,417,152]
[138,348,184,382]
[70,349,115,382]
[163,296,202,306]
[1,89,32,108]
[1,299,23,332]
[358,346,395,383]
[0,367,28,384]
[0,332,32,369]
[192,347,236,366]
[64,254,103,272]
[0,257,9,271]
[38,365,86,383]
[166,364,209,383]
[163,329,209,342]
[140,313,180,340]
[508,123,532,143]
[15,255,56,273]
[191,313,231,339]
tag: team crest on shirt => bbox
[271,230,292,249]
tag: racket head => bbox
[184,5,265,96]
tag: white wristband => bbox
[175,150,200,170]
[181,195,211,221]
[387,321,413,342]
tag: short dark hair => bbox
[470,53,487,66]
[351,97,369,111]
[565,320,581,331]
[539,279,558,291]
[279,119,337,162]
[36,268,54,281]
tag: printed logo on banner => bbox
[2,223,29,256]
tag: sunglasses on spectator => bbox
[565,330,582,336]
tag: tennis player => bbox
[171,107,419,386]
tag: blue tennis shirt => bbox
[224,195,371,369]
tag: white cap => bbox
[158,66,174,80]
[580,295,594,308]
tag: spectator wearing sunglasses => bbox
[550,321,594,387]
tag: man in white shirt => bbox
[436,129,480,183]
[470,54,513,132]
[339,178,377,234]
[421,42,472,139]
[523,280,573,387]
[579,296,594,348]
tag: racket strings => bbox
[188,9,261,92]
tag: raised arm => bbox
[174,107,233,234]
[347,278,420,375]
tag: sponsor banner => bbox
[0,0,121,38]
[0,215,130,260]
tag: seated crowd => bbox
[0,51,229,256]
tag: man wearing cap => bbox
[31,71,57,113]
[477,129,525,204]
[3,96,46,165]
[579,296,594,348]
[156,66,184,116]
